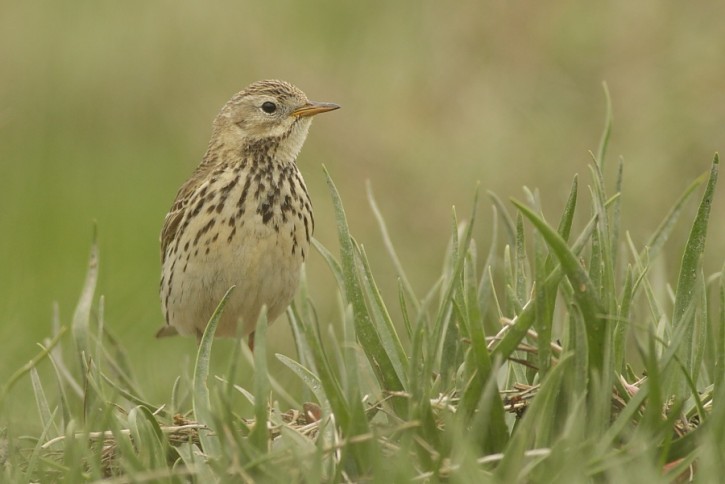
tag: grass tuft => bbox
[1,116,722,483]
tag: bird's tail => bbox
[155,324,179,338]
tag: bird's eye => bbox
[261,101,277,114]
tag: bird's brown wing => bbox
[158,179,202,337]
[155,324,179,338]
[160,197,186,262]
[160,161,217,261]
[160,173,203,262]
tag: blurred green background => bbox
[1,1,723,422]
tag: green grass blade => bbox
[367,181,420,311]
[672,155,719,397]
[672,156,719,324]
[488,190,516,244]
[613,267,634,370]
[716,264,725,392]
[595,81,613,168]
[644,174,706,261]
[457,254,489,417]
[23,407,58,482]
[170,375,183,415]
[288,270,317,375]
[465,357,509,454]
[356,243,408,387]
[192,284,235,457]
[556,175,578,243]
[534,228,554,377]
[71,225,99,362]
[514,212,528,310]
[689,270,708,387]
[128,405,169,470]
[587,164,617,310]
[491,210,598,362]
[431,193,480,359]
[175,442,216,481]
[111,417,147,474]
[30,367,58,439]
[323,166,405,406]
[290,300,351,430]
[250,308,270,452]
[276,353,326,404]
[339,299,375,473]
[457,252,509,452]
[503,245,517,315]
[0,326,67,404]
[398,279,414,340]
[495,353,573,481]
[511,199,606,373]
[477,206,499,324]
[94,295,105,389]
[611,159,623,264]
[312,237,344,290]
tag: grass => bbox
[0,110,722,482]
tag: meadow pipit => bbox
[157,80,339,347]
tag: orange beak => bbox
[291,101,340,118]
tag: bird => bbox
[157,79,339,349]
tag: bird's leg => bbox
[248,331,255,353]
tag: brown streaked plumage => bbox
[158,80,339,346]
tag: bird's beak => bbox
[291,101,340,118]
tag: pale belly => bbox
[163,221,307,338]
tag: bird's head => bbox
[212,79,339,162]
